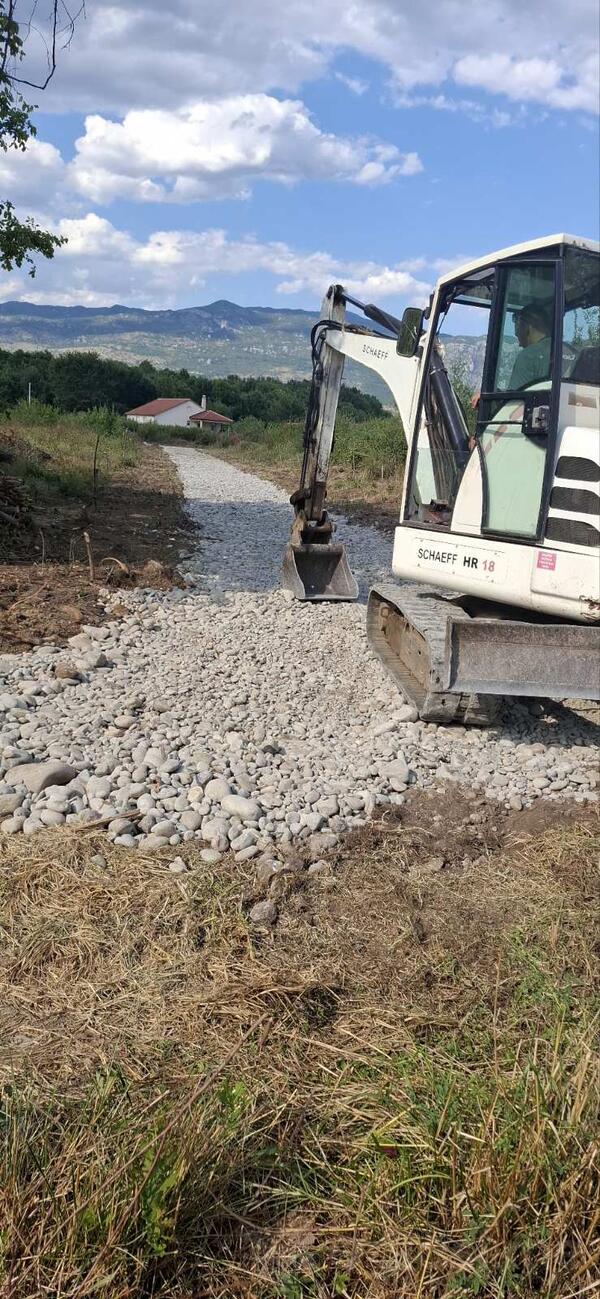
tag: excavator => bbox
[282,234,600,723]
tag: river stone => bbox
[181,809,202,830]
[396,703,419,722]
[383,757,410,785]
[55,661,80,680]
[249,899,278,925]
[0,792,24,815]
[86,776,113,799]
[0,693,28,712]
[1,817,23,833]
[235,844,260,861]
[39,809,66,827]
[23,815,44,835]
[205,777,232,801]
[153,819,177,838]
[200,847,223,864]
[108,816,135,836]
[142,833,170,852]
[221,794,261,821]
[17,760,78,795]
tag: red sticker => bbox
[537,551,557,571]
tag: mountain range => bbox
[0,299,486,401]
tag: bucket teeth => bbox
[282,542,358,602]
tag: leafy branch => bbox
[0,0,82,274]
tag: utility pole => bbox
[27,382,31,405]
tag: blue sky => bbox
[0,0,598,315]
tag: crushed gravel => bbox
[0,447,597,856]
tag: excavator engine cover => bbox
[282,540,358,601]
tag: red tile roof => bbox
[189,409,233,424]
[126,397,194,416]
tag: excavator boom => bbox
[282,282,418,599]
[282,285,359,599]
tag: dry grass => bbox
[0,803,598,1297]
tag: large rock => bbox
[205,777,232,802]
[221,794,261,821]
[181,809,202,831]
[0,693,28,712]
[201,816,230,843]
[17,760,78,795]
[0,792,24,816]
[382,756,410,785]
[55,662,80,680]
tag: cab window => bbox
[562,247,600,386]
[493,264,555,393]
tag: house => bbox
[125,397,203,426]
[187,408,233,433]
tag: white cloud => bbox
[335,73,369,96]
[0,139,65,207]
[454,51,600,115]
[392,90,517,128]
[68,95,420,203]
[0,212,433,308]
[30,0,598,119]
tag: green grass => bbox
[0,815,597,1297]
[143,413,407,483]
[231,415,406,480]
[2,401,139,506]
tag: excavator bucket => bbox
[282,540,358,601]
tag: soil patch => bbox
[0,441,195,651]
[265,787,599,1006]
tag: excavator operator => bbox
[509,302,553,389]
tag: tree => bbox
[0,1,80,275]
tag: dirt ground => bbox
[253,785,599,982]
[0,442,195,651]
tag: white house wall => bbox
[155,401,201,426]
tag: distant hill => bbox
[0,299,487,401]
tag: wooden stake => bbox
[83,530,95,582]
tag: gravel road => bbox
[0,447,597,858]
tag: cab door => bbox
[476,260,558,540]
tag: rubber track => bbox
[366,580,501,726]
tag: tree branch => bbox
[4,0,85,92]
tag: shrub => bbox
[10,398,58,426]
